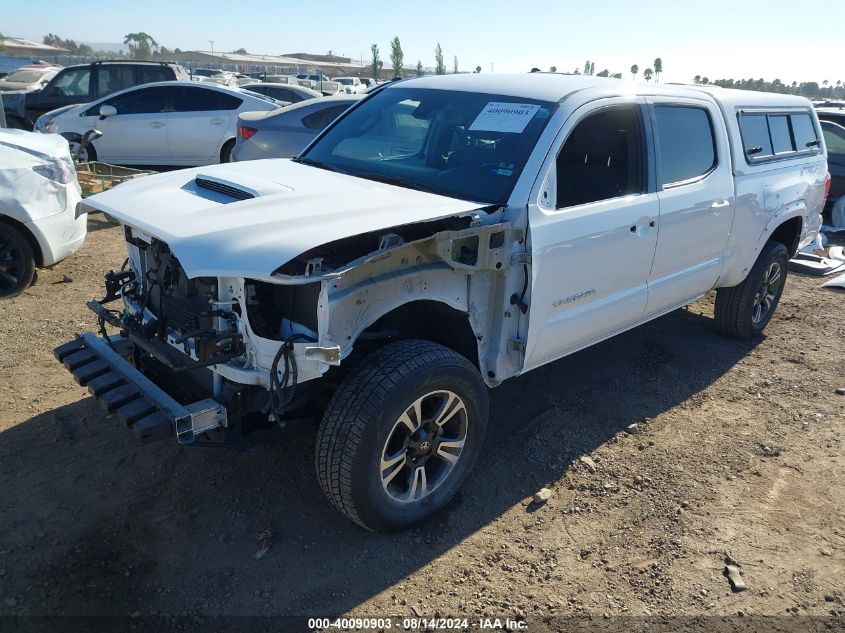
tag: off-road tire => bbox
[316,339,488,531]
[0,221,36,299]
[714,240,789,338]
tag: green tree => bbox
[370,43,381,80]
[416,60,424,76]
[233,47,247,55]
[0,32,5,53]
[549,65,557,73]
[654,57,663,83]
[693,74,701,84]
[630,64,639,80]
[643,67,653,82]
[453,56,459,73]
[701,77,709,85]
[597,68,609,77]
[389,36,404,78]
[434,43,446,75]
[584,60,591,75]
[475,65,482,73]
[590,61,595,75]
[123,32,158,60]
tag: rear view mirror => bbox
[99,105,117,119]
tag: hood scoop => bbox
[190,173,294,203]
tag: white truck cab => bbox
[57,74,828,531]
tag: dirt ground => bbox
[0,218,843,630]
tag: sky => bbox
[3,0,843,85]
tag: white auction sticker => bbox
[469,102,541,133]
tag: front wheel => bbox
[0,222,36,299]
[316,340,489,531]
[714,240,789,338]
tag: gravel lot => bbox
[0,219,843,629]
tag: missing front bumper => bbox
[54,333,227,445]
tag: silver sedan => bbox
[231,95,360,161]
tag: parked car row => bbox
[34,81,283,166]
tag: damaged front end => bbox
[55,201,529,450]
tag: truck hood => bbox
[80,159,483,281]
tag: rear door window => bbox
[137,66,171,85]
[95,65,135,98]
[174,87,242,111]
[654,106,716,186]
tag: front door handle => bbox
[711,199,731,209]
[148,121,165,128]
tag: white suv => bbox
[59,74,827,531]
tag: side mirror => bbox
[99,104,117,119]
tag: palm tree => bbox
[653,58,663,83]
[630,64,639,80]
[643,68,653,82]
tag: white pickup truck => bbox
[57,74,829,531]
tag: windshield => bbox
[301,87,556,205]
[4,69,46,83]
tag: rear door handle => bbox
[148,121,165,128]
[711,199,731,209]
[210,117,225,125]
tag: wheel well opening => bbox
[362,300,479,368]
[0,216,43,267]
[770,217,802,257]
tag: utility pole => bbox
[209,40,215,66]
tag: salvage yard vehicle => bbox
[334,77,365,94]
[0,129,85,298]
[820,120,845,226]
[56,74,827,531]
[240,82,321,104]
[231,95,359,160]
[35,82,282,166]
[0,65,61,93]
[4,60,190,131]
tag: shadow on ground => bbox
[0,307,758,617]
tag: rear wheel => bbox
[714,240,789,338]
[0,222,36,299]
[316,340,488,531]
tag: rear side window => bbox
[174,87,242,111]
[791,114,819,150]
[768,115,792,154]
[654,106,716,186]
[95,65,135,98]
[138,66,171,84]
[302,104,349,130]
[738,114,772,158]
[738,110,820,162]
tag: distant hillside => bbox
[81,42,127,53]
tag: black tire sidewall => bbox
[747,242,788,334]
[349,358,488,532]
[0,222,36,299]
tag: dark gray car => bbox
[232,95,360,160]
[239,83,321,104]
